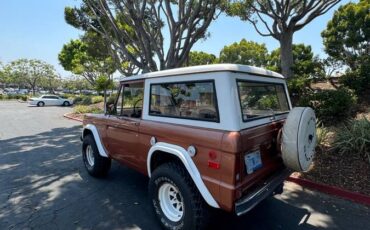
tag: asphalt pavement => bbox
[0,101,369,230]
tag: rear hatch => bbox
[235,80,290,197]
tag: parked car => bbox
[28,95,73,107]
[81,64,317,230]
[17,89,29,95]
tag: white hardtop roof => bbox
[120,64,284,82]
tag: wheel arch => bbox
[82,124,108,157]
[147,142,219,208]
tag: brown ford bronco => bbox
[81,64,316,230]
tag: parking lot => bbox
[0,101,369,230]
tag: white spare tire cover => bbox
[281,107,316,172]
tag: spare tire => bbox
[281,107,316,172]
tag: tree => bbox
[58,38,116,85]
[322,0,369,70]
[65,0,220,73]
[94,75,115,113]
[0,62,6,88]
[40,74,62,93]
[322,0,370,95]
[225,0,340,78]
[5,59,58,95]
[268,44,323,98]
[63,75,93,92]
[187,51,217,66]
[268,44,322,78]
[219,39,268,67]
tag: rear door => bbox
[235,80,290,191]
[105,81,144,168]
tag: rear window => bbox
[149,81,219,122]
[237,80,289,121]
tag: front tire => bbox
[37,101,45,107]
[82,135,111,177]
[149,162,210,230]
[63,101,70,106]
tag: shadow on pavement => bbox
[0,126,352,230]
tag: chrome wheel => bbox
[86,145,95,167]
[158,182,184,222]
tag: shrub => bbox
[340,67,370,97]
[300,88,357,124]
[81,96,92,105]
[73,96,83,104]
[316,123,329,151]
[333,118,370,164]
[107,95,117,106]
[92,96,104,104]
[20,95,28,101]
[61,93,75,99]
[73,105,103,114]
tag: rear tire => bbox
[149,162,211,230]
[82,135,111,177]
[37,101,45,107]
[63,101,70,106]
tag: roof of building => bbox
[120,64,285,82]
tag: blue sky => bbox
[0,0,351,77]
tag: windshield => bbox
[237,80,290,121]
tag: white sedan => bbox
[29,95,73,107]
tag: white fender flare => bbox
[82,124,109,157]
[147,142,220,208]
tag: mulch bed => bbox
[294,148,370,196]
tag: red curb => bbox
[287,176,370,206]
[63,113,83,122]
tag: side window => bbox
[115,82,144,118]
[149,81,219,122]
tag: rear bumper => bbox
[235,169,291,216]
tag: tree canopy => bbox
[224,0,340,78]
[268,44,322,79]
[58,37,116,85]
[4,59,58,95]
[322,0,369,70]
[322,0,370,95]
[187,51,217,66]
[65,0,220,73]
[219,39,269,67]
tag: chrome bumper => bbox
[235,169,291,216]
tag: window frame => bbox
[236,79,290,122]
[148,79,220,123]
[113,80,144,118]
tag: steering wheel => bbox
[132,98,143,117]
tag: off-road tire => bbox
[149,162,210,230]
[82,135,111,177]
[37,101,44,107]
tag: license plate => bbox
[244,150,263,174]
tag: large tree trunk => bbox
[279,32,294,79]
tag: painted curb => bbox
[287,176,370,206]
[63,113,83,122]
[62,112,370,206]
